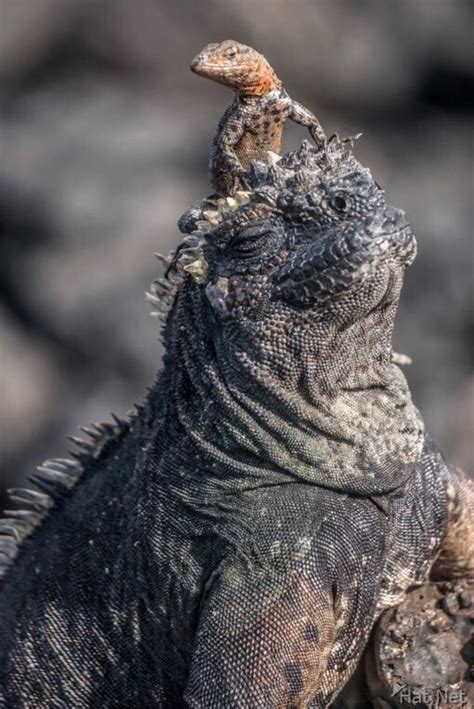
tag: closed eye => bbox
[229,224,273,255]
[230,232,270,254]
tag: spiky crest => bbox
[0,415,129,582]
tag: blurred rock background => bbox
[0,0,472,505]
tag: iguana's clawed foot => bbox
[365,581,473,708]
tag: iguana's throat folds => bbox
[164,285,424,497]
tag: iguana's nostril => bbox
[382,207,408,232]
[384,207,406,225]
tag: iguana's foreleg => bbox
[185,565,339,707]
[185,516,381,708]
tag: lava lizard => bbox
[178,39,328,233]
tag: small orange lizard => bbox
[191,39,327,196]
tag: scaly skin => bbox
[0,141,472,708]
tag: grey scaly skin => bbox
[1,140,472,708]
[179,39,328,234]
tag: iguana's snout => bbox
[272,202,416,311]
[366,205,411,242]
[367,205,416,263]
[381,205,407,231]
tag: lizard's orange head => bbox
[190,40,281,96]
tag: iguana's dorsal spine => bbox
[0,247,185,585]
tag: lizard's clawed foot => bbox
[318,137,331,164]
[323,132,363,164]
[234,170,251,193]
[328,132,363,147]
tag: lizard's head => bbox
[199,143,416,332]
[191,40,282,95]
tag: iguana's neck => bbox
[223,311,395,396]
[156,284,423,496]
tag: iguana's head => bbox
[196,143,416,333]
[191,40,282,95]
[159,143,423,495]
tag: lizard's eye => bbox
[329,192,351,215]
[225,46,238,59]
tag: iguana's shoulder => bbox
[231,483,387,575]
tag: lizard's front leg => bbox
[288,100,327,152]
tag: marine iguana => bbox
[178,39,328,234]
[0,140,472,707]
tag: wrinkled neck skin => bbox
[156,280,424,497]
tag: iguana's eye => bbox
[329,192,351,214]
[225,46,238,59]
